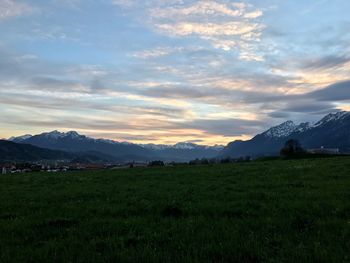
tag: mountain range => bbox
[4,111,350,162]
[8,131,223,162]
[221,111,350,158]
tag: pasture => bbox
[1,157,350,262]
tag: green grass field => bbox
[1,157,350,262]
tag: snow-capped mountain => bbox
[295,122,312,133]
[263,121,313,138]
[9,134,32,143]
[140,143,171,151]
[141,142,223,151]
[263,121,297,138]
[10,111,349,161]
[38,130,83,140]
[9,130,154,162]
[313,111,350,127]
[174,142,198,150]
[221,111,350,158]
[9,131,223,162]
[139,142,223,161]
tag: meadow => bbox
[1,157,349,262]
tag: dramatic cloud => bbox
[185,118,265,136]
[148,1,265,60]
[281,100,336,114]
[0,1,350,144]
[302,55,350,70]
[308,80,350,101]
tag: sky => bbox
[0,0,350,145]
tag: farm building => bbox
[307,146,340,155]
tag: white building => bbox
[1,167,6,175]
[307,146,340,155]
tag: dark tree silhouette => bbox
[280,139,305,157]
[148,160,165,167]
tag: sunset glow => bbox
[1,0,350,144]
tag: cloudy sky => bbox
[0,0,350,145]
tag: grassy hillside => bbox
[1,158,349,262]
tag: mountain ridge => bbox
[221,111,350,158]
[6,111,350,161]
[10,131,224,149]
[9,131,223,162]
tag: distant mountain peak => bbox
[140,142,224,151]
[7,130,223,162]
[43,130,64,139]
[222,111,350,158]
[66,131,80,137]
[263,119,316,138]
[174,142,197,149]
[295,122,311,133]
[41,130,85,140]
[314,111,350,127]
[263,120,297,138]
[48,130,60,134]
[9,134,33,142]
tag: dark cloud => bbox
[141,85,210,99]
[264,80,350,118]
[139,84,291,105]
[185,118,265,136]
[308,80,350,101]
[282,100,335,113]
[266,80,350,120]
[302,55,350,70]
[268,111,291,119]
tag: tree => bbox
[280,139,305,157]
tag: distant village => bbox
[1,146,343,175]
[0,161,153,175]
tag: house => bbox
[2,167,6,175]
[307,146,340,155]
